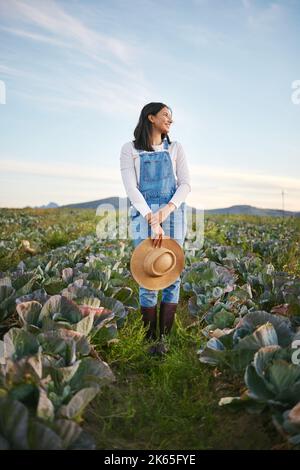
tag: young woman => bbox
[120,102,191,353]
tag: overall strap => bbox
[163,137,169,150]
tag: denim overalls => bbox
[129,138,187,307]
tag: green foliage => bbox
[1,208,299,449]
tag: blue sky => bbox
[0,0,299,210]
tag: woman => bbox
[120,102,191,352]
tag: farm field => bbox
[0,207,299,450]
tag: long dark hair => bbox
[133,102,172,152]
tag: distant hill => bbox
[60,197,129,210]
[58,198,300,217]
[204,204,300,217]
[34,202,59,209]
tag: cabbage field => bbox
[0,207,299,450]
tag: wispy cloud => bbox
[0,63,37,79]
[188,163,300,211]
[189,163,300,192]
[242,0,284,31]
[0,0,135,63]
[0,0,154,115]
[0,25,72,48]
[2,157,299,191]
[13,71,153,116]
[1,158,299,211]
[0,157,120,183]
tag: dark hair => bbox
[133,102,172,152]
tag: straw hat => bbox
[130,237,185,290]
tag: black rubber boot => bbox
[140,305,157,341]
[148,302,178,356]
[159,301,178,337]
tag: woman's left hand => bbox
[149,202,176,227]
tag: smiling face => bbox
[148,106,173,134]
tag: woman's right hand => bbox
[150,223,165,248]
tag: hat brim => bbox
[130,237,185,290]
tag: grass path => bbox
[84,293,284,450]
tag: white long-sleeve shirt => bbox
[120,140,191,218]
